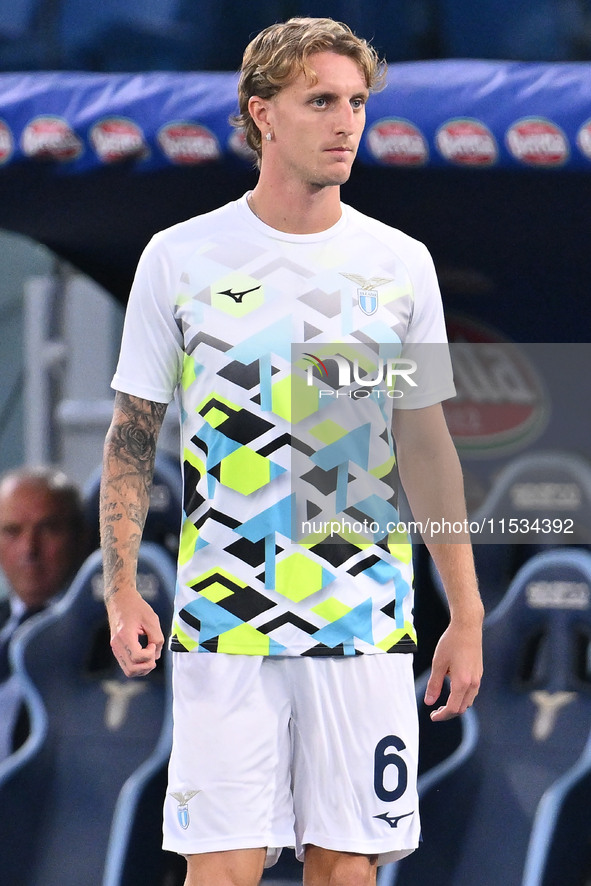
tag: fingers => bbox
[426,671,481,721]
[424,665,446,709]
[111,626,165,678]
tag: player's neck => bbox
[248,180,342,235]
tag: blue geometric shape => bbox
[238,494,294,543]
[238,495,295,589]
[312,598,374,651]
[354,495,399,539]
[196,421,241,468]
[311,423,371,472]
[227,317,292,412]
[322,567,337,588]
[363,557,400,584]
[310,424,372,513]
[183,597,243,644]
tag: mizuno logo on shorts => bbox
[374,810,414,828]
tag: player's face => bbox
[266,51,369,189]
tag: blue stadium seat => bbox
[300,0,435,61]
[377,671,479,886]
[0,0,37,40]
[174,0,286,71]
[430,450,591,616]
[394,548,591,886]
[0,544,175,886]
[438,0,583,60]
[0,0,52,70]
[58,0,184,70]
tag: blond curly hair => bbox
[232,17,386,160]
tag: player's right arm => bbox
[100,391,167,677]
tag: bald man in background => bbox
[0,466,88,756]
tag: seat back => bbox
[392,549,591,886]
[456,549,591,886]
[431,450,591,616]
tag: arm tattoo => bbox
[100,392,167,598]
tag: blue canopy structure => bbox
[0,61,589,343]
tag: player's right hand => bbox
[106,589,165,677]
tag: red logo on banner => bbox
[443,316,549,457]
[0,120,13,164]
[435,119,497,166]
[90,117,147,163]
[158,122,220,165]
[228,128,257,162]
[366,118,428,166]
[506,118,568,166]
[21,116,83,161]
[576,119,591,160]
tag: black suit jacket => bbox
[0,598,12,631]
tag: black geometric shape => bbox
[194,508,241,532]
[225,537,282,568]
[218,359,262,390]
[309,538,362,567]
[348,554,383,577]
[188,571,245,595]
[183,461,205,516]
[306,500,323,520]
[258,433,292,457]
[216,409,275,445]
[257,612,318,636]
[300,465,339,496]
[185,331,230,356]
[176,609,201,632]
[301,643,363,656]
[216,587,276,621]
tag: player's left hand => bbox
[424,618,483,721]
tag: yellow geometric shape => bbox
[179,519,199,567]
[197,392,240,414]
[376,621,417,651]
[312,597,351,622]
[199,581,234,603]
[203,406,228,429]
[273,374,319,424]
[370,454,397,480]
[183,446,205,477]
[275,552,323,602]
[217,622,270,655]
[387,537,413,562]
[182,353,197,391]
[172,621,199,651]
[309,419,347,444]
[219,447,270,494]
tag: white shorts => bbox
[163,652,420,867]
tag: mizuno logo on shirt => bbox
[218,284,262,303]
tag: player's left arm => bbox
[393,403,484,721]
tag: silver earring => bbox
[265,132,272,142]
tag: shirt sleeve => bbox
[111,232,184,404]
[395,242,456,409]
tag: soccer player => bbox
[100,17,483,886]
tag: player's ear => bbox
[248,95,272,137]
